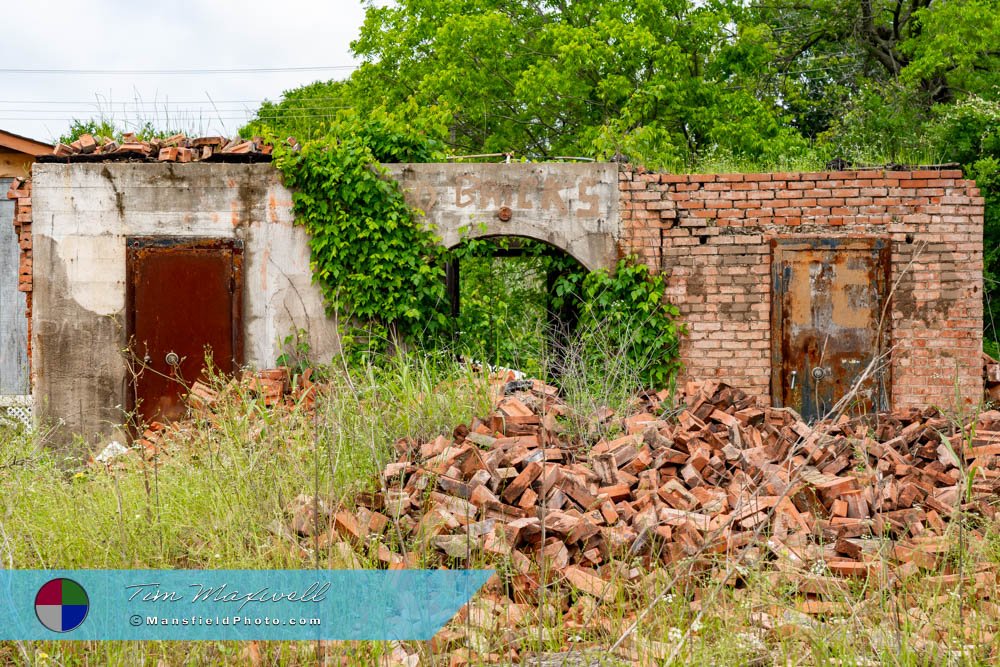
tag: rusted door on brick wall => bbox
[771,238,890,421]
[126,238,243,425]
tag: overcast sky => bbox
[0,1,368,143]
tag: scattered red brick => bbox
[84,368,1000,661]
[984,352,1000,403]
[43,133,273,162]
[338,377,1000,586]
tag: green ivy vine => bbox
[272,114,683,388]
[567,260,683,389]
[273,113,450,346]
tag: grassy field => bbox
[2,356,1000,665]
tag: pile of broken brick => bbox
[127,369,315,462]
[319,377,999,584]
[113,368,1000,660]
[47,132,273,162]
[130,368,1000,581]
[270,374,1000,662]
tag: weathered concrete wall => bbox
[31,163,336,446]
[31,161,622,446]
[387,163,620,271]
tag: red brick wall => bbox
[6,177,32,370]
[619,167,985,413]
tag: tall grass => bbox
[0,352,491,664]
[0,353,490,570]
[551,310,676,444]
[2,348,1000,665]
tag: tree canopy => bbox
[243,0,1000,347]
[247,1,998,163]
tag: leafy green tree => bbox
[899,0,1000,101]
[252,0,807,168]
[752,0,1000,119]
[246,0,1000,166]
[242,80,357,141]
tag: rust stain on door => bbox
[126,238,243,425]
[771,238,890,421]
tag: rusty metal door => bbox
[126,238,243,424]
[771,238,890,421]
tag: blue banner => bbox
[0,569,492,640]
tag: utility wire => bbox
[0,113,354,121]
[0,106,352,113]
[0,96,356,105]
[0,65,357,75]
[0,99,270,105]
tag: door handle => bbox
[165,351,180,366]
[790,370,797,390]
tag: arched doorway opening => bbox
[444,235,588,379]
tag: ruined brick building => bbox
[3,158,984,447]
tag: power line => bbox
[0,99,269,105]
[0,65,357,75]
[0,109,255,114]
[0,113,354,121]
[0,96,355,105]
[0,105,352,113]
[0,109,258,115]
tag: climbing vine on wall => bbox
[272,113,452,346]
[564,260,683,390]
[271,113,683,388]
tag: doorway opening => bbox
[445,236,587,380]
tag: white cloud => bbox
[0,0,366,142]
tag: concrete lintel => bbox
[386,162,621,271]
